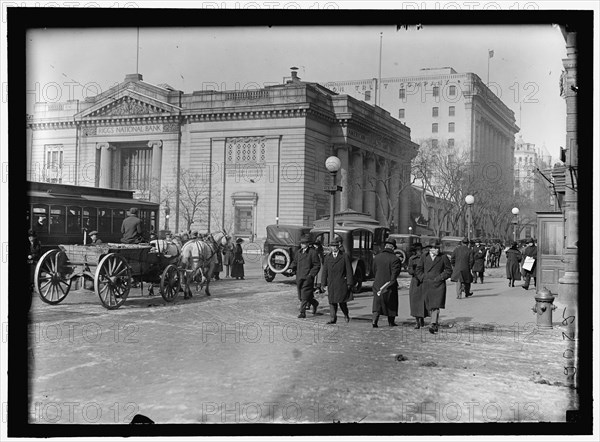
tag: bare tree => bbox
[161,168,210,232]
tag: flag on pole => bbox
[489,49,494,58]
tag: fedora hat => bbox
[384,238,397,248]
[236,237,244,244]
[328,237,342,246]
[89,230,98,236]
[300,234,311,244]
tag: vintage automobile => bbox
[440,235,464,259]
[262,224,313,282]
[310,223,390,293]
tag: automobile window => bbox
[353,230,361,251]
[364,231,373,251]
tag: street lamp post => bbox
[465,195,474,241]
[408,226,413,235]
[512,207,520,242]
[325,156,342,244]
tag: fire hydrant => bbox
[531,287,557,329]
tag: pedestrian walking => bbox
[372,238,402,328]
[521,238,537,290]
[313,238,325,294]
[416,239,453,334]
[291,235,321,318]
[408,242,428,329]
[505,241,522,287]
[321,238,353,324]
[231,238,245,280]
[222,235,234,278]
[450,237,474,299]
[471,239,486,283]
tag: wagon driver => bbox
[121,207,143,244]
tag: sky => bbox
[25,22,568,159]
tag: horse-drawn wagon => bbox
[34,242,182,309]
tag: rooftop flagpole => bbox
[487,49,494,85]
[136,27,140,74]
[377,32,383,106]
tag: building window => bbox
[364,90,371,101]
[431,139,438,149]
[448,138,455,148]
[399,88,406,99]
[449,85,456,96]
[449,106,455,116]
[235,206,253,236]
[120,147,152,192]
[432,107,439,117]
[448,122,455,133]
[226,137,267,164]
[432,123,438,133]
[44,144,64,183]
[399,109,405,119]
[433,86,439,97]
[67,206,82,234]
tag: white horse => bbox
[179,234,223,298]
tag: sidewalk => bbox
[343,267,549,330]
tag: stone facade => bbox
[27,72,418,241]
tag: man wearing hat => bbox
[450,237,474,299]
[291,234,321,318]
[371,237,402,328]
[321,237,354,324]
[471,239,487,284]
[27,229,42,263]
[521,238,538,290]
[415,239,453,334]
[121,207,143,244]
[88,230,103,245]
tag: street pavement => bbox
[26,252,578,425]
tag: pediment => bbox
[75,88,181,121]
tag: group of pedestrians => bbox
[505,238,538,289]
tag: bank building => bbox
[26,69,418,241]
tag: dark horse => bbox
[179,239,219,298]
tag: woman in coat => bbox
[415,240,453,334]
[471,239,487,284]
[321,238,354,324]
[408,243,427,329]
[230,238,245,280]
[505,241,522,287]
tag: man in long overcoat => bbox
[471,239,486,283]
[450,237,474,299]
[408,243,427,329]
[416,239,453,334]
[372,238,402,328]
[521,238,538,290]
[291,235,321,318]
[321,238,354,324]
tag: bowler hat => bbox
[236,238,244,244]
[328,238,342,246]
[384,238,397,248]
[129,207,138,215]
[89,230,98,236]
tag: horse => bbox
[179,233,224,298]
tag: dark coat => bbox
[472,245,486,272]
[408,253,428,318]
[416,252,453,310]
[450,244,474,283]
[505,247,522,280]
[121,215,143,243]
[231,243,245,278]
[321,251,354,304]
[28,238,42,262]
[291,246,321,301]
[522,245,538,274]
[372,249,402,316]
[223,240,235,265]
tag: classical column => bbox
[375,157,389,224]
[149,140,163,202]
[351,148,364,212]
[97,142,114,188]
[337,146,349,212]
[398,161,411,234]
[363,153,377,218]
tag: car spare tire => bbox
[395,249,407,265]
[267,248,291,274]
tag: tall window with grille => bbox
[44,144,63,183]
[449,106,455,116]
[398,108,405,119]
[433,86,439,97]
[448,122,455,133]
[449,85,456,96]
[448,138,455,149]
[431,139,439,149]
[364,90,371,101]
[399,88,406,99]
[432,123,438,133]
[120,146,152,193]
[432,107,439,117]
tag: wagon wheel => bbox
[95,253,132,310]
[35,249,72,304]
[159,264,181,302]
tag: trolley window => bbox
[139,209,155,234]
[50,206,66,234]
[112,209,126,234]
[98,208,111,233]
[67,206,82,234]
[32,205,49,234]
[83,207,97,232]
